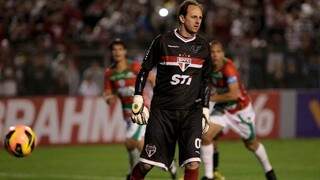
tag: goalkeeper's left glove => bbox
[202,107,210,134]
[132,95,144,114]
[131,95,149,125]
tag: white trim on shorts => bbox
[139,158,168,171]
[180,157,201,167]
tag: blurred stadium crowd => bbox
[0,0,320,97]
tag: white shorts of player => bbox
[126,119,146,141]
[209,103,256,140]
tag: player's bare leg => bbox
[201,123,223,180]
[243,138,277,180]
[125,138,142,180]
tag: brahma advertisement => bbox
[0,91,280,145]
[0,97,126,145]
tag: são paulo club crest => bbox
[177,57,191,72]
[145,144,157,157]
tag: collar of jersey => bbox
[174,28,196,43]
[214,57,228,72]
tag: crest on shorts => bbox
[145,144,156,157]
[177,57,191,72]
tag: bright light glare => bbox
[159,8,169,17]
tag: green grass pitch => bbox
[0,139,319,180]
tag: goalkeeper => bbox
[130,1,212,179]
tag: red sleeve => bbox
[223,60,239,84]
[104,68,113,92]
[131,61,141,74]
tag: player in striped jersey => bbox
[200,40,277,180]
[104,39,177,179]
[103,39,148,179]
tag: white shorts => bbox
[209,103,256,140]
[125,119,146,141]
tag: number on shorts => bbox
[195,138,201,149]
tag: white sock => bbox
[254,143,273,172]
[169,160,177,174]
[128,148,140,172]
[201,144,214,178]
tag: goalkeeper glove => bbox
[202,107,210,134]
[131,95,149,125]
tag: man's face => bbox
[181,5,202,34]
[210,44,225,67]
[112,44,127,62]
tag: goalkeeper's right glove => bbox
[131,95,149,125]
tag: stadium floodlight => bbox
[159,8,169,17]
[138,0,147,4]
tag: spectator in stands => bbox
[78,71,100,96]
[83,60,104,92]
[66,56,80,95]
[23,52,54,95]
[0,66,17,97]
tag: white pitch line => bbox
[0,172,169,180]
[0,172,109,180]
